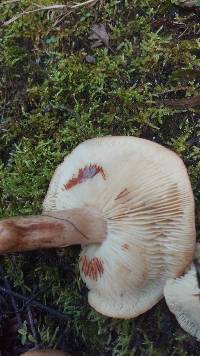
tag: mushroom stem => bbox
[0,207,106,253]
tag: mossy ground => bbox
[0,0,200,355]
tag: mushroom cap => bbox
[20,350,68,356]
[164,244,200,340]
[43,136,196,318]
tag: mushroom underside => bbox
[0,136,196,319]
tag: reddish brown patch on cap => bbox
[80,255,104,281]
[63,164,106,191]
[115,188,129,200]
[121,243,129,250]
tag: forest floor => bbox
[0,0,200,355]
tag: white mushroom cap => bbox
[164,243,200,341]
[43,136,196,318]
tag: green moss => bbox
[0,0,200,354]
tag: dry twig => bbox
[0,265,22,328]
[0,286,71,321]
[2,0,99,26]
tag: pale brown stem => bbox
[0,207,106,253]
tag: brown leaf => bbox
[89,24,109,48]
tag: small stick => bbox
[0,266,22,327]
[0,286,71,321]
[54,326,68,349]
[2,0,99,26]
[27,306,41,347]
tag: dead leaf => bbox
[85,55,96,64]
[89,24,109,49]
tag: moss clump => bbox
[0,0,200,354]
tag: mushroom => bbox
[164,243,200,340]
[0,136,196,318]
[20,350,68,356]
